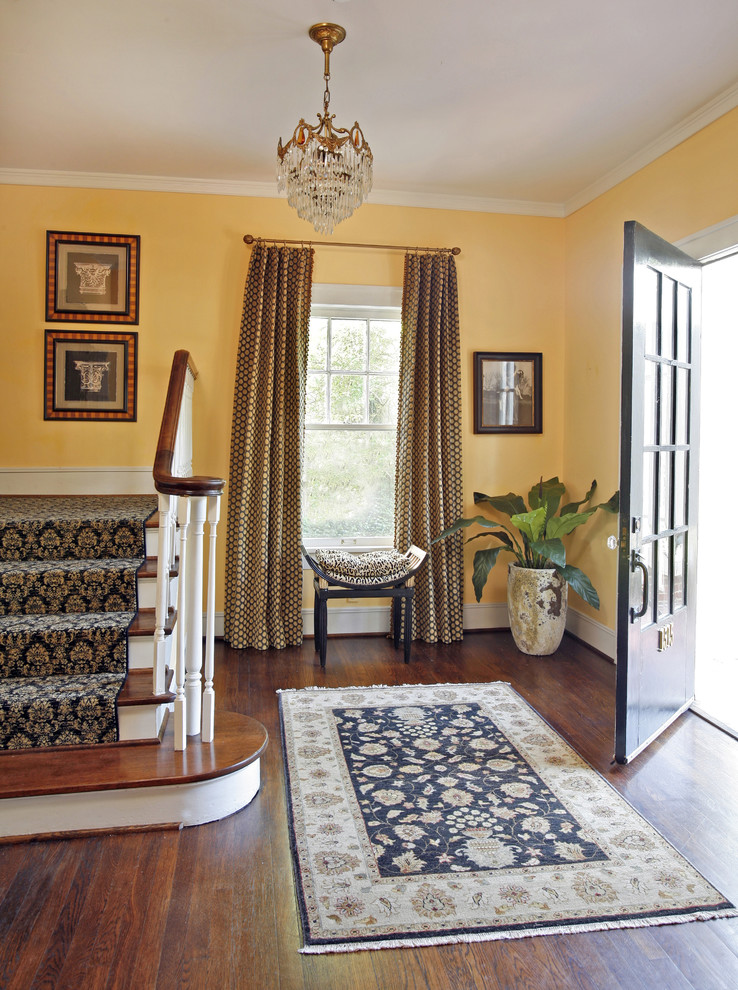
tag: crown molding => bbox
[0,167,563,218]
[563,80,738,217]
[2,80,737,221]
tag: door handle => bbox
[630,551,649,622]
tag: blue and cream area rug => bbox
[278,682,736,953]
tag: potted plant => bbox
[433,477,619,655]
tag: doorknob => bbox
[630,551,649,622]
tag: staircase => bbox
[0,351,268,840]
[0,494,165,749]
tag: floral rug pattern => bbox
[279,682,736,953]
[0,496,156,749]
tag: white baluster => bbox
[153,493,171,695]
[201,494,221,743]
[185,496,206,736]
[174,497,190,751]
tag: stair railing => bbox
[154,351,225,750]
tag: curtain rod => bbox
[243,234,461,256]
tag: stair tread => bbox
[118,667,175,706]
[0,610,135,632]
[0,710,268,799]
[128,608,175,636]
[0,557,144,575]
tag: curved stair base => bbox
[0,711,268,840]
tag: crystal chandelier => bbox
[277,23,373,235]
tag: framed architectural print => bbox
[46,231,140,323]
[44,330,138,421]
[474,351,542,434]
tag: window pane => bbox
[661,276,675,360]
[331,320,366,371]
[302,430,396,538]
[308,319,328,370]
[331,374,365,423]
[369,375,398,425]
[306,373,327,423]
[369,322,401,372]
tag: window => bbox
[302,285,402,548]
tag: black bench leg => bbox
[393,596,402,650]
[403,594,413,664]
[318,596,328,668]
[313,588,319,649]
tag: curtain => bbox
[394,251,464,643]
[224,242,314,650]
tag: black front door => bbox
[615,221,702,764]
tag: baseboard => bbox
[565,608,616,660]
[0,466,155,495]
[292,601,616,659]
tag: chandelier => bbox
[277,23,373,235]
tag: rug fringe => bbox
[298,907,738,953]
[277,681,512,696]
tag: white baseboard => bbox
[0,466,155,495]
[565,608,616,660]
[288,600,616,659]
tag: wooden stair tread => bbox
[128,607,175,636]
[0,711,267,800]
[137,557,178,579]
[117,667,174,706]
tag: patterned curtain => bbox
[394,251,464,643]
[224,242,314,650]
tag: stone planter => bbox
[507,564,568,656]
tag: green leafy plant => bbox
[433,477,619,609]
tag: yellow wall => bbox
[0,185,565,613]
[564,105,738,633]
[3,104,736,628]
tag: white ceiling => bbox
[2,0,738,216]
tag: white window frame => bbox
[302,284,402,553]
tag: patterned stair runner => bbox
[0,496,157,749]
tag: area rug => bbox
[278,681,736,953]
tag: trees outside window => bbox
[302,308,401,546]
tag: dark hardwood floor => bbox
[1,631,737,989]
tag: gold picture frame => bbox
[44,329,138,421]
[46,230,140,323]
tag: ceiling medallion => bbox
[277,23,373,235]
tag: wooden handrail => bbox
[153,350,225,497]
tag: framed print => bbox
[46,231,140,323]
[44,330,138,421]
[474,351,542,434]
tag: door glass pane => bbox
[642,451,656,538]
[644,359,658,446]
[657,451,672,533]
[660,276,675,360]
[659,363,674,446]
[642,267,660,355]
[656,536,672,621]
[674,367,690,446]
[673,452,688,528]
[676,284,691,364]
[673,532,685,611]
[639,541,654,629]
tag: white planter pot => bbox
[507,564,568,656]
